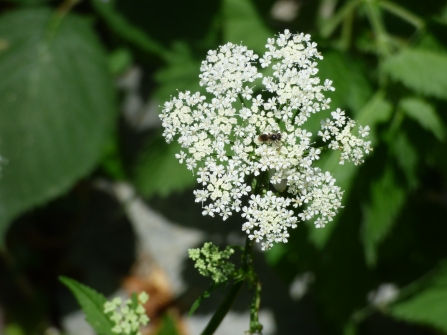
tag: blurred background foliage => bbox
[1,0,447,334]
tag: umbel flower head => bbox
[160,30,372,250]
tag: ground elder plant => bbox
[160,30,372,251]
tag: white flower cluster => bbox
[104,292,150,335]
[160,30,372,250]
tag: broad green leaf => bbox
[391,132,418,189]
[317,52,352,111]
[399,97,445,141]
[356,91,393,144]
[309,151,358,248]
[154,42,203,104]
[0,9,116,247]
[362,166,406,266]
[91,0,167,58]
[265,242,288,265]
[382,49,447,100]
[309,92,392,248]
[389,263,447,332]
[222,0,272,54]
[133,134,196,198]
[59,276,115,335]
[318,51,373,113]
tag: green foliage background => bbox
[1,0,447,334]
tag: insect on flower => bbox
[258,132,282,147]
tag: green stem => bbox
[57,0,81,16]
[339,6,354,51]
[200,237,254,335]
[199,280,244,335]
[363,0,391,57]
[47,0,82,42]
[238,93,248,108]
[384,104,404,141]
[91,0,167,58]
[249,281,263,334]
[319,0,362,38]
[378,1,424,30]
[242,236,254,271]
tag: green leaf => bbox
[222,0,272,54]
[309,92,392,248]
[356,91,393,144]
[399,97,445,141]
[265,243,288,265]
[382,49,447,100]
[59,276,115,335]
[0,9,116,247]
[391,132,418,189]
[133,134,196,198]
[389,263,447,332]
[90,0,167,58]
[318,51,373,114]
[309,150,359,248]
[362,166,406,266]
[154,42,203,104]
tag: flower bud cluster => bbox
[189,242,235,283]
[103,292,150,335]
[160,30,372,250]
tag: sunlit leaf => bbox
[382,49,447,100]
[59,276,115,335]
[0,9,116,247]
[399,97,445,141]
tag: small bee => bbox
[258,132,282,145]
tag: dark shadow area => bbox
[1,181,136,331]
